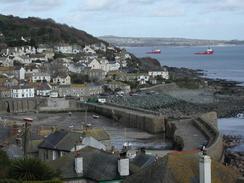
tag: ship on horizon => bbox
[194,48,214,55]
[146,49,161,54]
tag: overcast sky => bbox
[0,0,244,40]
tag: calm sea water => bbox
[127,45,244,84]
[218,118,244,152]
[127,45,244,152]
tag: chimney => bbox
[75,157,83,174]
[199,154,211,183]
[118,158,129,176]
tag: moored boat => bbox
[146,49,161,54]
[194,48,214,55]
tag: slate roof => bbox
[49,146,120,182]
[124,153,239,183]
[38,130,68,150]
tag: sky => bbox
[0,0,244,40]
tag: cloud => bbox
[28,0,64,11]
[82,0,115,11]
[0,0,26,4]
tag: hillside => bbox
[100,35,244,47]
[0,14,103,48]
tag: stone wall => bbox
[0,98,47,113]
[86,103,165,134]
[193,112,224,161]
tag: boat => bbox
[194,48,214,55]
[237,113,244,119]
[92,115,100,119]
[146,49,161,54]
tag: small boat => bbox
[194,48,214,55]
[146,49,161,54]
[92,115,100,119]
[237,113,244,119]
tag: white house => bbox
[11,86,35,98]
[87,59,101,70]
[32,72,51,83]
[18,67,26,80]
[55,44,73,54]
[137,75,149,85]
[148,70,169,80]
[108,61,120,71]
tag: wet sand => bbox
[0,112,172,150]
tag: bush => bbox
[9,158,59,181]
[0,150,10,178]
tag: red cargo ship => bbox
[146,49,161,54]
[194,48,214,55]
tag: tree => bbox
[9,158,59,181]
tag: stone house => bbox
[35,83,52,97]
[52,74,71,86]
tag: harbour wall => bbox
[86,103,165,134]
[0,98,47,113]
[166,112,224,161]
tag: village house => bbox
[108,61,120,71]
[0,56,14,67]
[11,85,35,98]
[35,83,52,97]
[25,64,39,74]
[88,69,106,81]
[13,55,31,65]
[52,73,71,85]
[83,46,96,54]
[38,130,107,161]
[0,87,11,98]
[104,81,131,94]
[58,84,103,97]
[54,44,73,54]
[87,58,101,70]
[32,72,51,83]
[137,74,150,85]
[16,67,26,80]
[29,53,48,63]
[91,42,107,52]
[3,78,19,88]
[36,44,54,53]
[148,69,169,80]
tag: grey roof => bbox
[38,130,82,152]
[130,153,156,173]
[49,146,120,181]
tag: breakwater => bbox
[86,103,165,134]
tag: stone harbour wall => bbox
[86,103,165,134]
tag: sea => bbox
[127,45,244,84]
[127,45,244,152]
